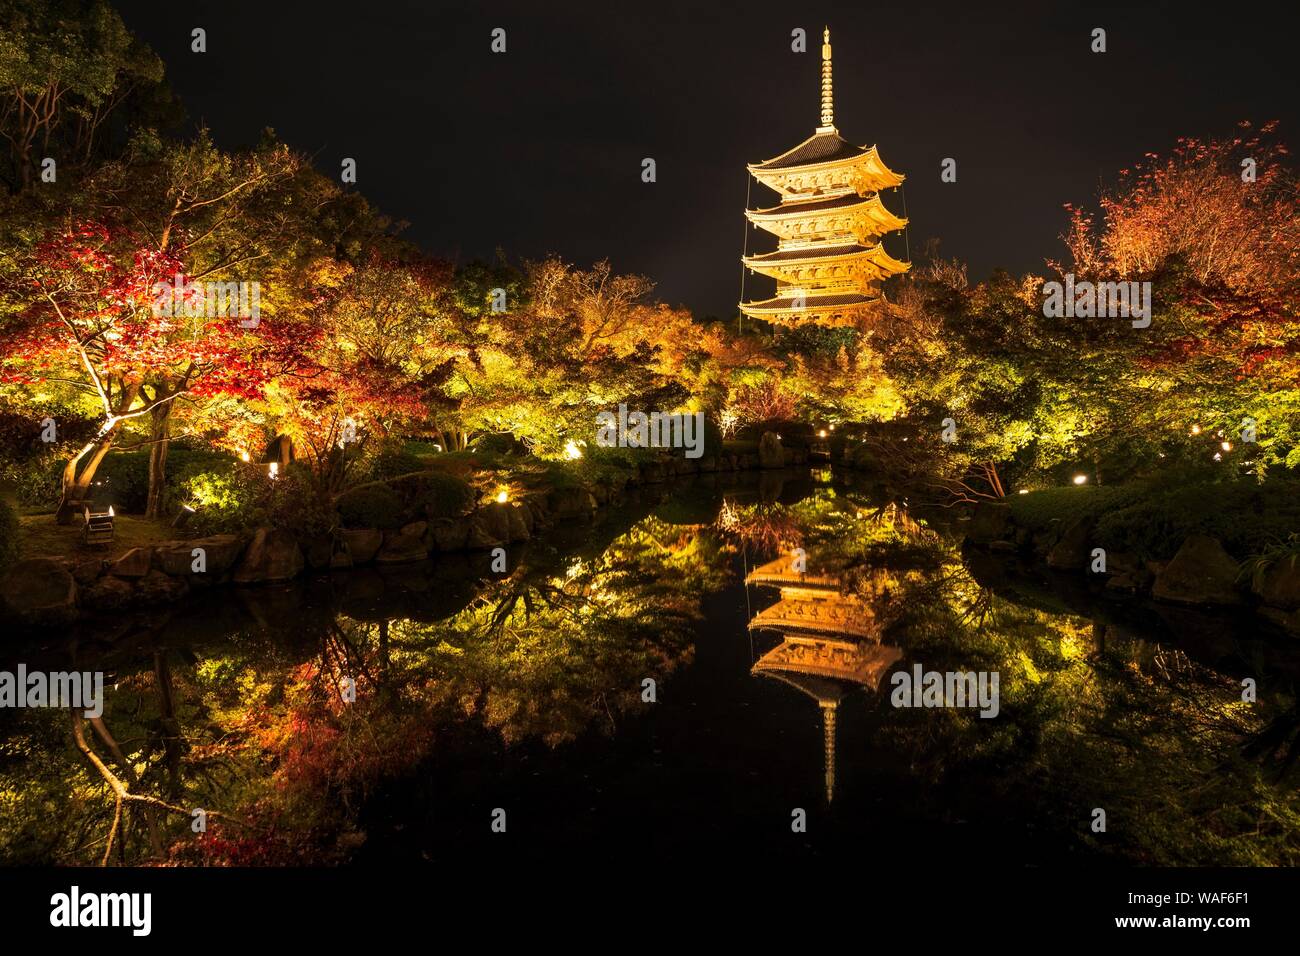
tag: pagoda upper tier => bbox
[742,241,909,288]
[740,27,909,328]
[747,137,904,198]
[746,190,907,244]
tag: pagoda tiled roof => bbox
[748,192,872,216]
[752,131,866,170]
[741,292,877,311]
[745,242,871,263]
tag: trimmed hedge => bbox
[337,484,404,530]
[737,419,813,448]
[367,448,428,482]
[395,471,475,519]
[339,471,476,528]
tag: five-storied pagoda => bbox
[740,28,909,327]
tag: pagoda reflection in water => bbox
[746,554,901,804]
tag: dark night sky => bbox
[115,0,1299,319]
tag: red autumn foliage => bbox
[1059,122,1300,387]
[2,220,316,397]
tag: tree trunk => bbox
[268,433,293,467]
[145,404,172,519]
[55,383,140,524]
[153,650,183,799]
[56,436,116,524]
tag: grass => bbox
[1008,483,1149,531]
[1094,479,1300,561]
[1011,478,1300,561]
[17,513,178,563]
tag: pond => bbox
[2,468,1296,867]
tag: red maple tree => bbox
[1,220,314,521]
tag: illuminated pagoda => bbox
[740,28,909,328]
[745,556,901,803]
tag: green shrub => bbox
[586,442,656,470]
[94,451,150,511]
[263,464,335,539]
[41,447,241,516]
[182,466,249,512]
[405,471,475,519]
[0,499,18,569]
[179,460,332,537]
[738,419,813,446]
[580,459,636,488]
[353,471,476,524]
[423,449,505,476]
[533,456,635,493]
[402,439,445,456]
[368,447,427,482]
[337,484,404,530]
[0,399,97,508]
[3,456,63,509]
[469,433,526,456]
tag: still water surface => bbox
[2,468,1295,866]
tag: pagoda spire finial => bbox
[819,26,834,131]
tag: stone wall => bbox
[1,441,811,628]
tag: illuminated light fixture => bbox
[1018,489,1029,495]
[239,450,251,462]
[495,488,509,504]
[267,462,279,479]
[1220,441,1232,452]
[828,424,835,431]
[1072,474,1087,485]
[564,439,583,460]
[818,429,828,438]
[1190,424,1201,435]
[1213,452,1222,461]
[172,503,196,529]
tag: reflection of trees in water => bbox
[384,516,730,747]
[739,484,1299,864]
[0,632,272,865]
[856,526,1300,864]
[716,498,804,554]
[0,515,729,865]
[4,485,1296,866]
